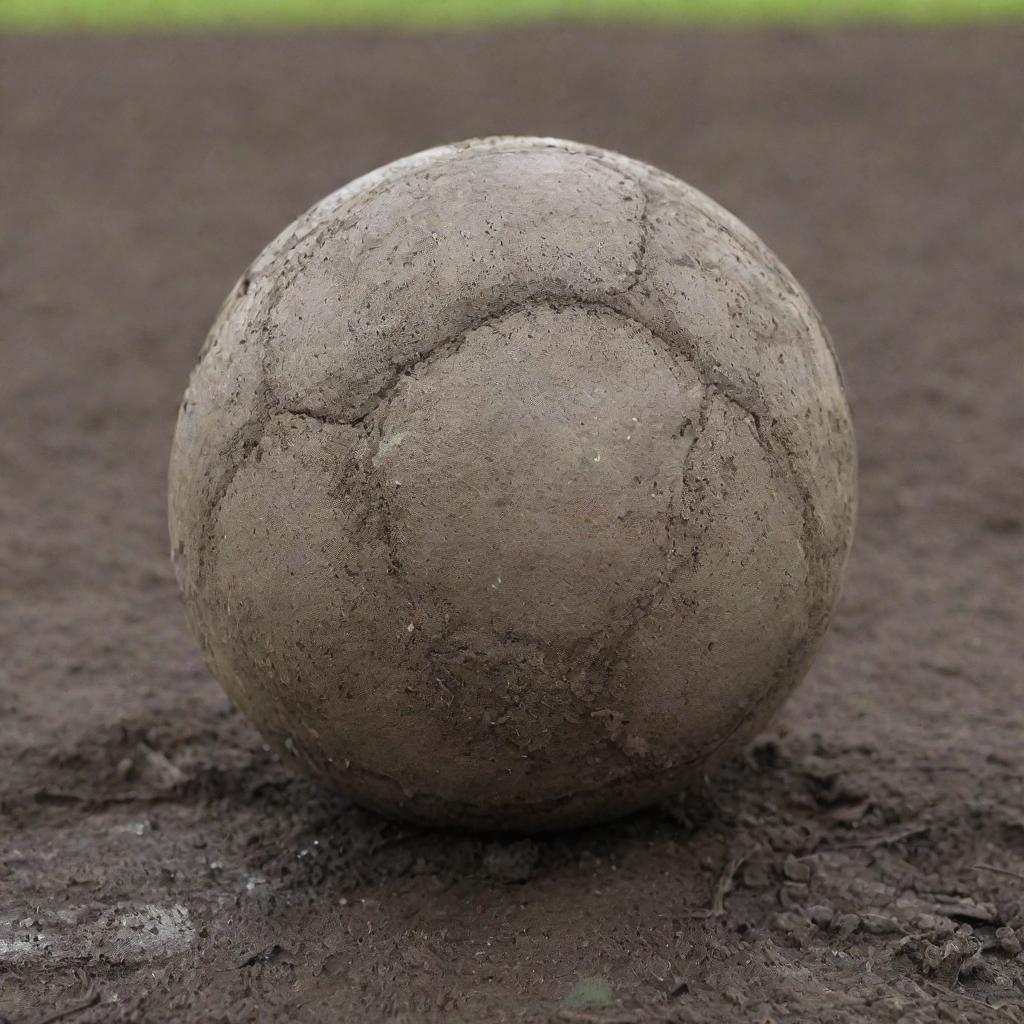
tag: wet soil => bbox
[1,26,1022,1024]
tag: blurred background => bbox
[2,3,1023,1023]
[3,0,1024,27]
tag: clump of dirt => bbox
[1,27,1022,1024]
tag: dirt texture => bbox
[169,136,855,831]
[1,26,1022,1024]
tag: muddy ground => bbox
[1,26,1023,1024]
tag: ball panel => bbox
[263,145,646,424]
[203,413,434,781]
[377,302,704,645]
[168,274,267,610]
[615,391,811,759]
[607,170,857,613]
[169,142,488,600]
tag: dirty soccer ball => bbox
[168,137,856,832]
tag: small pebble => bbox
[779,883,810,909]
[996,926,1022,955]
[773,911,811,934]
[765,826,808,854]
[860,913,901,935]
[741,859,770,889]
[807,905,834,927]
[783,855,812,883]
[915,913,956,937]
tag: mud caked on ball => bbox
[169,138,856,831]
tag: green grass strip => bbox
[3,0,1024,30]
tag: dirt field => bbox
[1,27,1022,1024]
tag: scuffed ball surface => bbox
[169,138,856,831]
